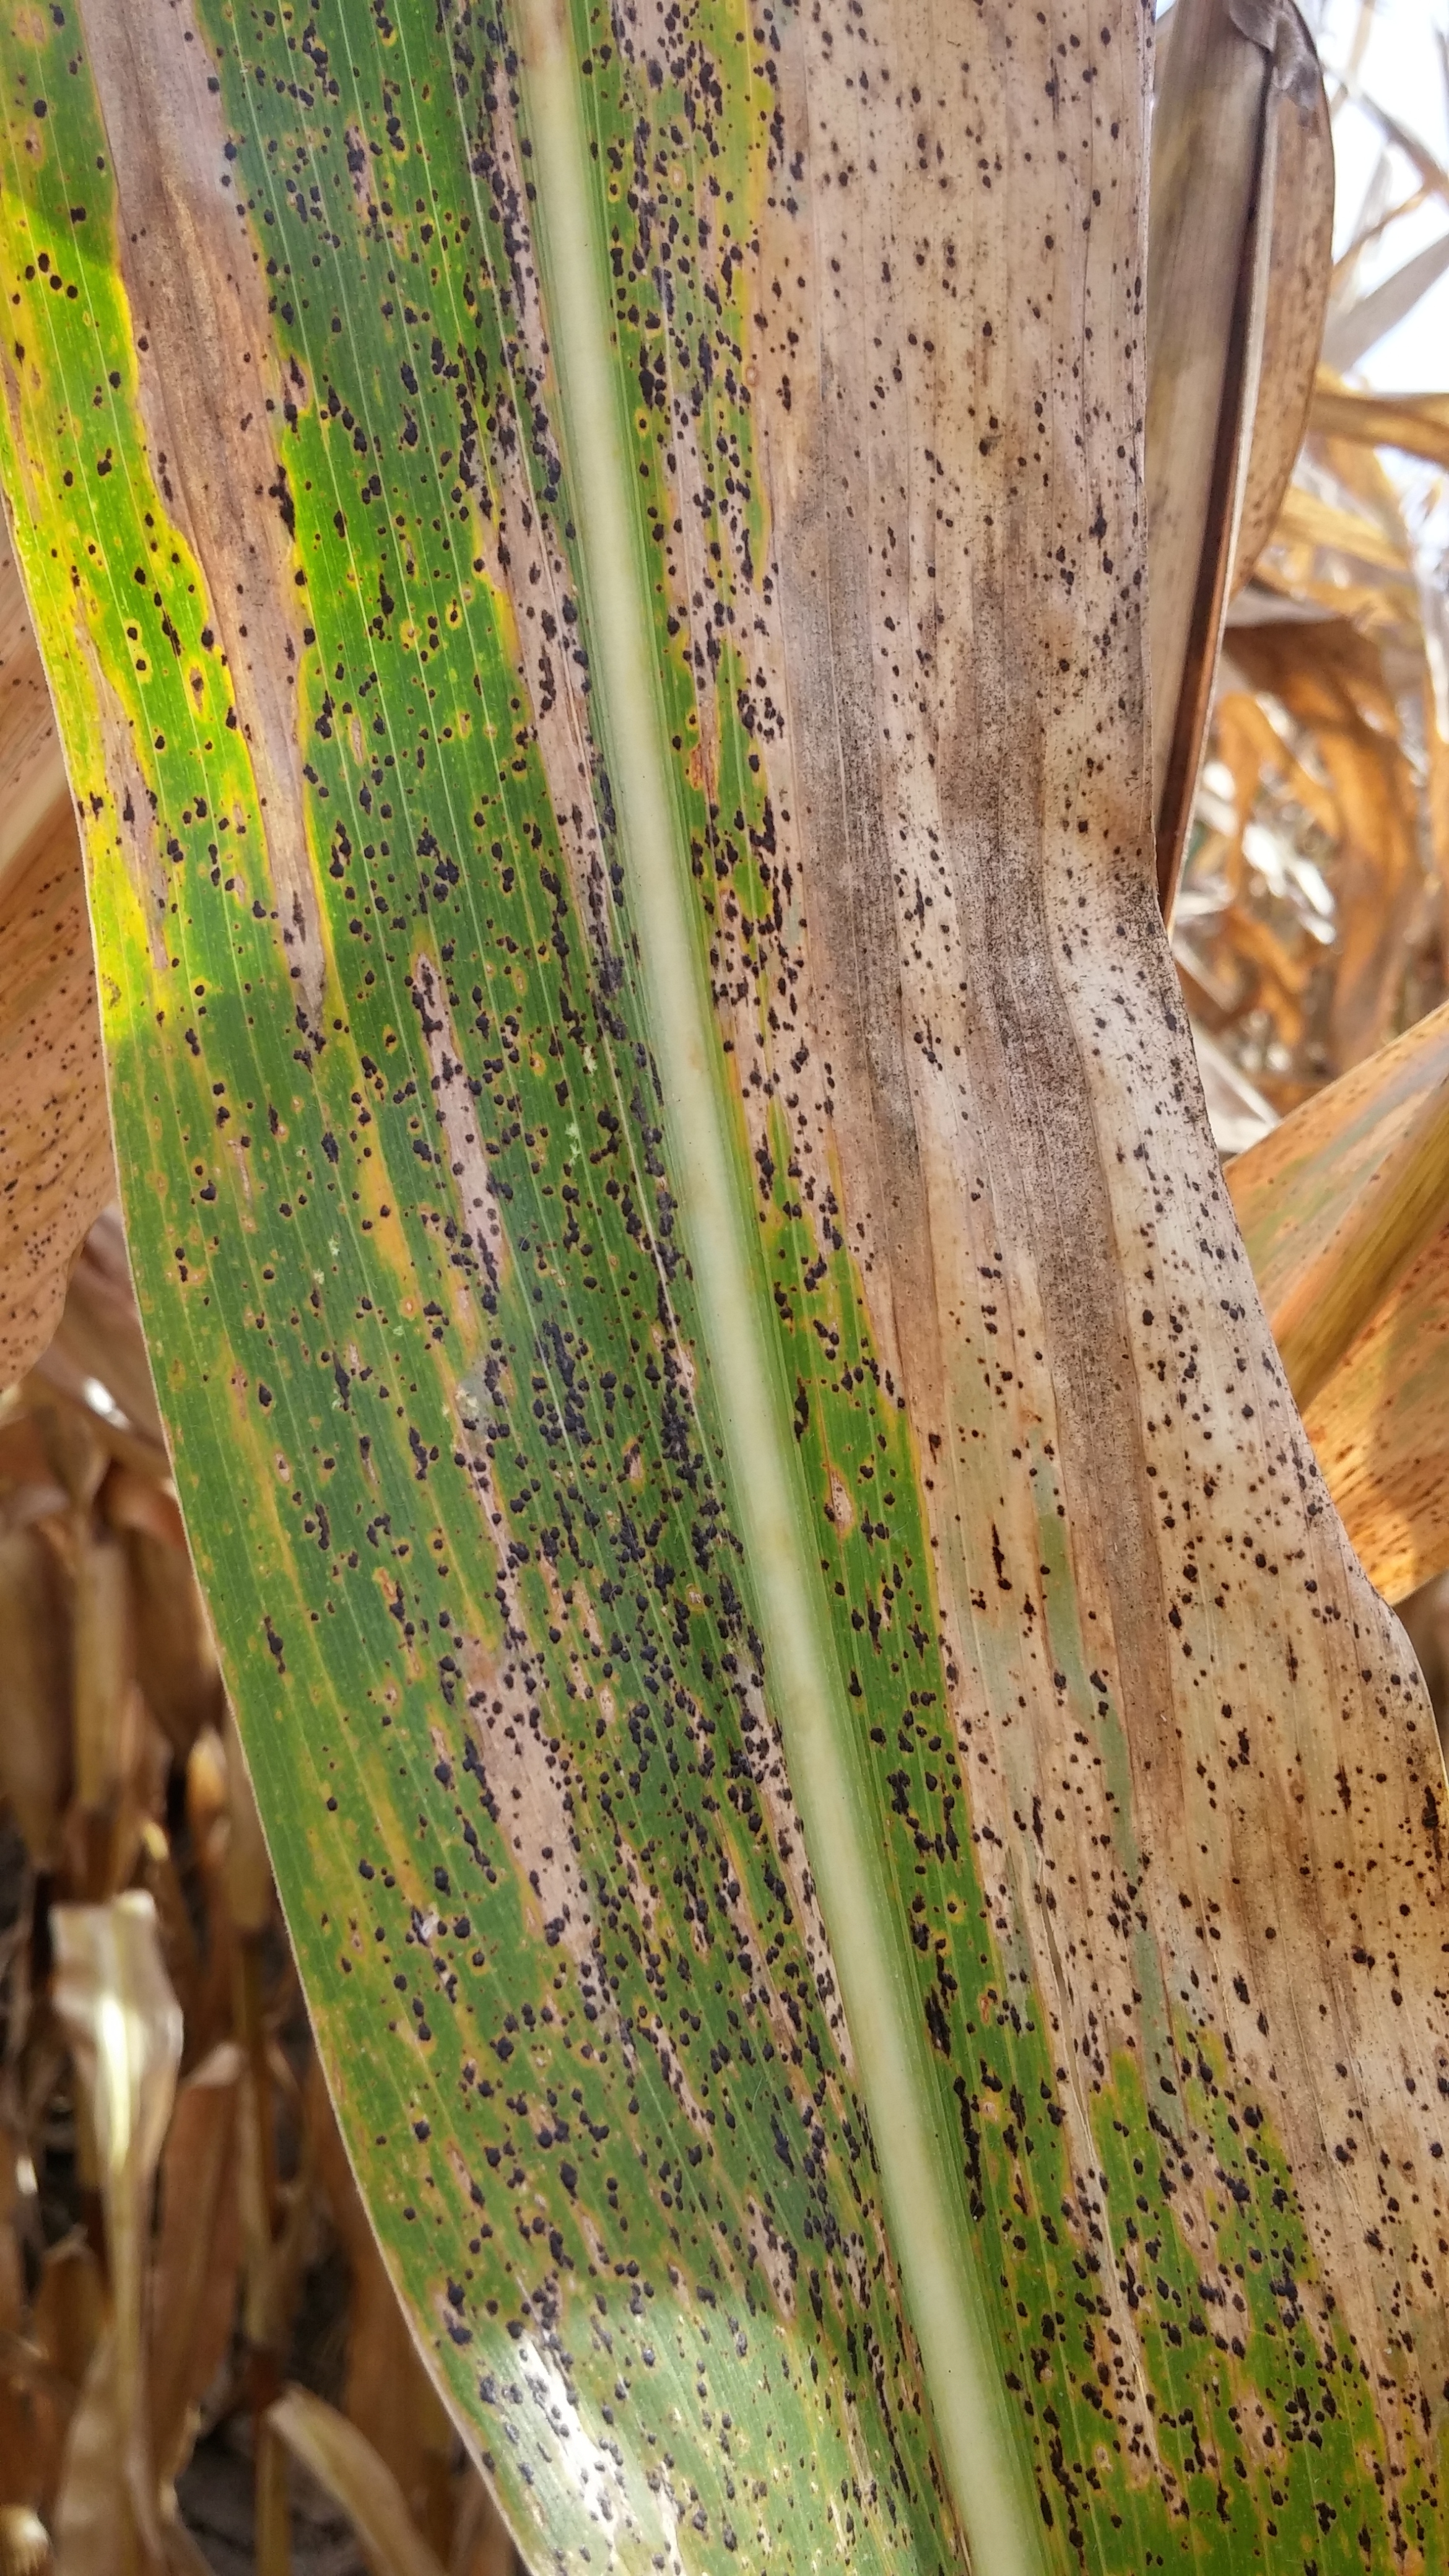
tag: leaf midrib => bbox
[508,1,1045,2565]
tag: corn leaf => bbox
[6,2,1449,2573]
[50,1896,184,2576]
[1309,380,1449,471]
[1229,24,1335,589]
[1320,225,1449,371]
[267,2387,447,2576]
[1230,1004,1449,1598]
[0,544,111,1380]
[1146,0,1331,908]
[0,791,112,1386]
[1221,615,1425,1071]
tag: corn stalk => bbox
[2,0,1448,2570]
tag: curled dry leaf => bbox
[100,1470,185,1557]
[50,1897,183,2576]
[1147,0,1331,906]
[1230,24,1335,587]
[266,2388,449,2576]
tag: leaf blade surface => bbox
[6,3,1449,2572]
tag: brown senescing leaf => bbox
[1148,0,1331,908]
[0,818,113,1393]
[50,1898,183,2576]
[1231,1003,1449,1599]
[266,2390,448,2576]
[1309,378,1449,471]
[1230,998,1449,1408]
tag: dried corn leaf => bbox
[50,1899,182,2576]
[1299,1231,1449,1604]
[0,548,66,897]
[0,1530,69,1868]
[122,1532,221,1766]
[1149,0,1331,906]
[1342,83,1449,212]
[266,2390,449,2576]
[306,2064,453,2561]
[1227,617,1423,1068]
[0,823,112,1393]
[1148,0,1322,902]
[39,1216,163,1460]
[1321,225,1449,371]
[447,2482,514,2576]
[0,2352,65,2540]
[100,1471,183,1558]
[220,1715,269,1947]
[52,2335,125,2576]
[32,2244,102,2402]
[1230,33,1334,588]
[0,2216,61,2525]
[1229,1005,1449,1596]
[0,547,111,1386]
[1229,997,1449,1401]
[1230,999,1449,1290]
[0,2505,51,2576]
[1269,481,1412,573]
[1309,381,1449,470]
[70,1537,133,1826]
[147,2047,241,2491]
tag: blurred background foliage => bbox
[1178,0,1449,1143]
[0,0,1445,2569]
[0,1219,520,2576]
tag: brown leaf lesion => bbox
[74,0,326,1031]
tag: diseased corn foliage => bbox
[0,1221,516,2576]
[5,0,1449,2572]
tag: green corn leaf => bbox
[4,0,1449,2570]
